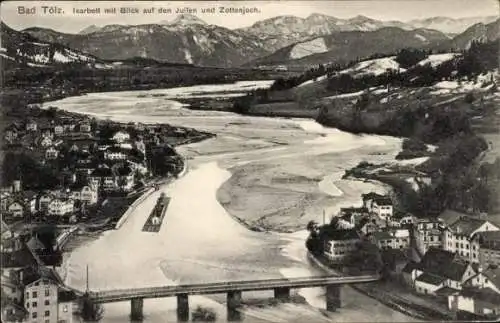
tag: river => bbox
[44,82,418,322]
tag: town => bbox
[1,103,214,322]
[306,191,500,320]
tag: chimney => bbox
[12,180,21,193]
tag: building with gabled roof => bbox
[402,247,477,295]
[443,217,499,264]
[320,227,361,263]
[478,231,500,268]
[448,286,500,321]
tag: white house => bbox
[48,199,74,216]
[80,186,98,205]
[372,197,394,220]
[402,248,477,295]
[372,228,411,250]
[321,228,361,263]
[38,193,55,212]
[463,266,500,294]
[23,268,74,323]
[7,201,24,217]
[112,131,130,143]
[45,147,59,160]
[443,217,500,264]
[104,147,128,160]
[53,125,64,135]
[415,218,444,255]
[39,136,53,147]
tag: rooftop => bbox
[417,247,471,281]
[373,197,393,206]
[438,209,470,226]
[416,272,445,285]
[319,227,360,241]
[449,217,493,237]
[362,192,385,201]
[460,287,500,305]
[1,246,39,268]
[478,231,500,251]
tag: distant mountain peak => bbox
[79,24,100,35]
[164,14,207,26]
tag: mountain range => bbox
[4,14,499,69]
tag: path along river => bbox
[44,82,418,322]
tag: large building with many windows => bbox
[443,217,499,264]
[321,227,361,263]
[22,266,75,323]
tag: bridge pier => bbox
[177,293,189,322]
[227,290,242,321]
[325,284,341,312]
[130,298,144,321]
[274,287,290,301]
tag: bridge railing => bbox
[89,274,380,300]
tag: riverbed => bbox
[44,82,417,322]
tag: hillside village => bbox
[1,7,499,323]
[306,191,500,320]
[0,104,214,322]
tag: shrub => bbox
[192,306,217,322]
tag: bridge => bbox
[86,274,380,321]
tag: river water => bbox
[44,82,417,322]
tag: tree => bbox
[80,294,104,321]
[192,306,216,322]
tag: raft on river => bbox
[142,192,170,232]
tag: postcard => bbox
[1,1,499,322]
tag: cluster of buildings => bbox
[313,191,500,320]
[1,221,76,323]
[1,116,160,224]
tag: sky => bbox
[0,0,498,33]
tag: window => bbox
[32,302,37,308]
[63,305,68,313]
[32,312,37,319]
[26,292,29,299]
[26,302,29,308]
[45,289,50,297]
[44,311,50,317]
[34,282,39,286]
[32,291,37,298]
[44,300,50,306]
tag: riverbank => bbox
[307,252,454,321]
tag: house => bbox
[4,124,21,142]
[90,166,116,191]
[22,266,75,323]
[402,248,477,295]
[104,146,128,160]
[7,201,25,217]
[415,218,444,255]
[371,197,394,220]
[320,227,361,263]
[69,184,98,205]
[115,165,135,192]
[478,231,500,268]
[443,217,499,264]
[361,192,386,210]
[47,199,74,216]
[448,287,500,320]
[372,228,410,250]
[45,146,59,160]
[39,136,53,147]
[1,191,12,211]
[339,207,369,227]
[1,301,28,323]
[1,246,39,277]
[399,214,418,227]
[112,131,130,143]
[1,274,23,303]
[38,193,55,212]
[25,119,38,132]
[53,124,64,135]
[463,265,500,294]
[79,121,92,132]
[359,220,381,235]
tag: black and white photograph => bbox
[0,0,499,322]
